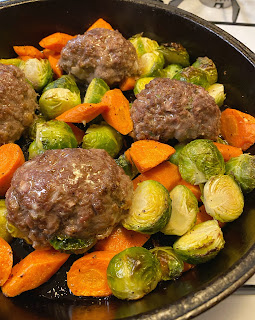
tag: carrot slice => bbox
[213,142,243,161]
[47,53,62,78]
[67,123,85,144]
[0,144,25,197]
[39,32,75,52]
[196,205,225,228]
[43,48,55,58]
[0,237,13,286]
[183,262,195,273]
[178,179,202,201]
[13,46,44,59]
[94,226,150,253]
[56,103,108,123]
[86,18,114,32]
[119,77,136,91]
[1,249,69,297]
[101,89,133,135]
[67,251,116,297]
[128,140,176,173]
[220,108,255,151]
[132,161,182,191]
[17,55,33,61]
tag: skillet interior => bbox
[0,0,255,319]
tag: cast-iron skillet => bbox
[0,0,255,319]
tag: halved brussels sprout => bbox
[27,114,47,140]
[129,34,159,58]
[157,43,190,67]
[150,246,184,281]
[173,66,210,89]
[173,220,225,264]
[43,74,80,95]
[39,87,81,119]
[178,139,225,185]
[122,180,171,234]
[207,83,226,107]
[139,51,165,77]
[49,236,96,254]
[225,154,255,193]
[20,58,53,91]
[159,64,183,79]
[107,247,162,300]
[84,78,110,104]
[203,174,244,223]
[0,200,12,242]
[6,222,31,244]
[115,154,138,179]
[133,77,155,95]
[162,185,198,236]
[0,58,24,68]
[169,143,185,166]
[192,56,218,85]
[28,120,78,159]
[82,122,123,158]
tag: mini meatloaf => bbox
[59,28,139,86]
[5,148,133,249]
[0,63,38,145]
[131,78,221,142]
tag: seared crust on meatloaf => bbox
[130,78,221,142]
[59,28,139,86]
[0,63,38,145]
[6,148,133,249]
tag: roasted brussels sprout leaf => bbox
[50,236,96,254]
[129,34,159,57]
[173,220,225,264]
[107,247,162,300]
[115,154,138,179]
[20,58,53,91]
[28,120,78,159]
[225,154,255,194]
[123,180,171,234]
[159,63,183,79]
[207,83,226,107]
[27,114,47,140]
[162,185,198,236]
[192,56,218,85]
[203,174,244,223]
[139,51,165,77]
[82,122,123,158]
[84,78,110,104]
[150,246,184,281]
[178,139,225,185]
[173,66,210,89]
[43,74,80,95]
[6,222,31,244]
[134,77,155,95]
[0,58,24,68]
[0,200,12,242]
[157,42,190,67]
[169,143,185,166]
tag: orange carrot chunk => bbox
[183,262,195,273]
[196,205,225,228]
[178,179,202,201]
[47,53,62,78]
[94,226,150,253]
[43,48,56,58]
[13,46,44,59]
[67,123,85,144]
[0,237,13,286]
[67,251,116,297]
[220,108,255,151]
[86,18,114,32]
[39,32,75,52]
[119,77,136,91]
[128,140,176,173]
[56,103,108,123]
[132,161,182,191]
[1,249,69,297]
[0,143,25,197]
[17,55,33,61]
[101,89,133,135]
[213,142,243,161]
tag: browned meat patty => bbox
[6,148,133,249]
[59,28,139,86]
[131,78,221,142]
[0,63,38,145]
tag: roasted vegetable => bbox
[84,78,110,104]
[207,83,226,107]
[133,77,155,95]
[115,154,138,179]
[0,200,12,242]
[169,143,185,166]
[173,66,210,89]
[27,114,47,140]
[192,56,218,84]
[173,220,225,264]
[107,247,162,300]
[129,34,159,57]
[0,58,24,67]
[122,180,171,234]
[203,174,244,223]
[43,74,80,94]
[159,63,183,79]
[157,42,190,67]
[49,236,96,254]
[139,51,165,77]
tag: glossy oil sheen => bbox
[0,0,254,319]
